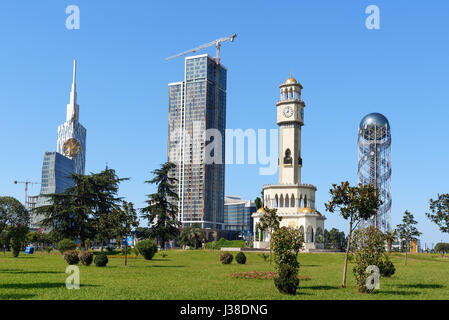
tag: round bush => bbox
[94,253,108,267]
[63,250,80,265]
[379,258,395,277]
[274,264,299,295]
[79,251,93,266]
[220,252,233,264]
[235,252,246,264]
[56,239,76,254]
[136,240,158,260]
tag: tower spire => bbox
[66,59,79,122]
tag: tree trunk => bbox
[405,243,408,265]
[269,229,272,265]
[342,220,352,288]
[124,240,128,266]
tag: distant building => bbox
[167,54,226,230]
[224,196,255,239]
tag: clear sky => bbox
[1,1,448,247]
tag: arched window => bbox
[285,194,289,208]
[274,195,278,208]
[280,194,284,208]
[291,194,295,207]
[304,195,308,208]
[306,226,313,243]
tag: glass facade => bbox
[224,196,255,233]
[168,54,226,229]
[32,152,75,230]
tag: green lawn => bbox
[1,250,448,300]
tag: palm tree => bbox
[179,225,204,249]
[384,230,396,254]
[141,162,180,250]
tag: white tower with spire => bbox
[252,75,325,251]
[57,59,87,174]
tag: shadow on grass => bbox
[150,265,184,268]
[377,290,420,296]
[300,265,320,267]
[0,294,36,300]
[303,285,340,290]
[396,283,444,289]
[0,282,100,289]
[151,259,172,261]
[0,269,62,274]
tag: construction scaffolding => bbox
[358,113,392,232]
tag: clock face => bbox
[283,106,293,118]
[63,138,81,157]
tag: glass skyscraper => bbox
[168,54,226,230]
[31,152,75,230]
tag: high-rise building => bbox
[167,54,226,230]
[33,60,87,229]
[224,196,255,238]
[358,112,392,232]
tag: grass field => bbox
[1,250,448,300]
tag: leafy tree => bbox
[426,194,449,238]
[325,181,382,288]
[35,168,127,249]
[384,230,397,254]
[113,200,139,266]
[396,210,422,265]
[134,227,151,240]
[90,168,129,250]
[254,197,262,210]
[351,226,385,293]
[0,230,11,255]
[0,196,30,234]
[8,224,29,257]
[256,207,282,264]
[179,225,204,249]
[324,228,346,250]
[141,162,180,250]
[434,242,449,257]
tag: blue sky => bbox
[0,1,448,246]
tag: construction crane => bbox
[14,180,40,208]
[165,33,237,64]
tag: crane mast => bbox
[165,33,237,64]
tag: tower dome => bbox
[285,75,297,84]
[359,113,390,129]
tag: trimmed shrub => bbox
[56,239,76,254]
[79,251,93,266]
[379,256,396,277]
[274,264,299,295]
[94,253,108,267]
[235,252,246,264]
[220,252,233,264]
[11,239,21,258]
[63,250,80,265]
[136,240,158,260]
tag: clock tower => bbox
[276,74,305,185]
[56,60,87,174]
[252,74,326,251]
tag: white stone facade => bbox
[253,75,325,251]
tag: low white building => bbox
[252,75,325,251]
